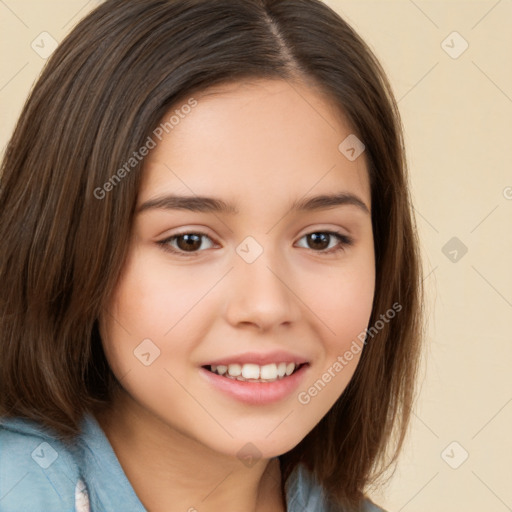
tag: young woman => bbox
[0,1,423,511]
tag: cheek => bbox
[98,258,202,421]
[296,249,375,397]
[304,252,375,346]
[106,248,213,338]
[328,273,375,344]
[99,256,169,376]
[99,250,220,382]
[293,279,374,420]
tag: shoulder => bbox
[362,498,389,512]
[285,462,389,512]
[0,415,86,512]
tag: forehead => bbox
[138,79,370,210]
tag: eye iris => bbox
[308,232,330,250]
[177,234,202,252]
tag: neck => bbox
[93,390,286,512]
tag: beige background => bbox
[1,1,511,511]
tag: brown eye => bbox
[159,232,216,255]
[306,233,330,250]
[175,234,203,252]
[296,231,353,253]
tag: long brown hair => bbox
[0,0,423,509]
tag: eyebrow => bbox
[137,192,370,215]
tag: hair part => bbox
[0,0,423,509]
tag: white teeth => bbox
[208,362,302,381]
[241,363,260,379]
[227,363,242,377]
[260,363,277,380]
[216,365,227,375]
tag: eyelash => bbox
[157,230,353,257]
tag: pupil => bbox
[177,234,201,251]
[308,233,329,250]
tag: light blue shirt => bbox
[0,413,386,511]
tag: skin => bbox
[96,78,375,512]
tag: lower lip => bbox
[199,364,310,405]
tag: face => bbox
[99,78,375,460]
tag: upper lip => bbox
[201,350,310,367]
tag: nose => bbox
[223,248,302,332]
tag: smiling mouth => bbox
[202,362,308,382]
